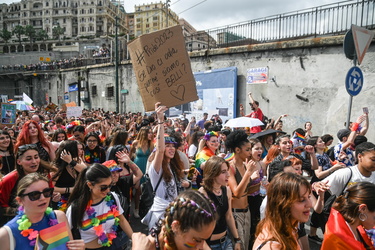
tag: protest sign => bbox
[128,25,198,111]
[1,103,16,125]
[67,106,82,118]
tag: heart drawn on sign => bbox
[170,85,185,101]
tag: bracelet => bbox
[351,122,359,132]
[69,160,77,167]
[234,237,241,244]
[158,121,164,124]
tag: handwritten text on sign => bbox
[128,25,198,111]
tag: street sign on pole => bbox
[345,66,363,97]
[351,24,374,65]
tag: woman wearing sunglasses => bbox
[0,144,56,226]
[0,173,85,250]
[142,103,190,229]
[84,132,106,165]
[66,163,133,249]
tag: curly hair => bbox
[15,120,50,154]
[225,130,248,152]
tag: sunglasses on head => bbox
[18,144,38,156]
[20,187,54,201]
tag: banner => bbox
[1,103,16,124]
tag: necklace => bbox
[215,192,223,207]
[85,194,120,247]
[16,207,58,247]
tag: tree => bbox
[36,29,48,41]
[0,28,12,43]
[52,25,64,41]
[12,25,24,43]
[25,25,36,44]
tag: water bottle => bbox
[259,176,268,196]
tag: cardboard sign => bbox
[67,106,82,118]
[128,25,198,111]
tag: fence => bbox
[206,0,375,48]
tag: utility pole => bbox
[115,16,119,113]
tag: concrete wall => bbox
[39,35,375,141]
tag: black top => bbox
[55,166,78,188]
[36,141,50,162]
[0,155,15,175]
[205,186,228,235]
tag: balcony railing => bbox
[206,0,375,48]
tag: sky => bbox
[1,0,345,30]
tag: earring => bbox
[359,213,368,221]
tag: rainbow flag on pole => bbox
[35,221,70,250]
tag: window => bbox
[46,2,49,7]
[106,86,114,97]
[146,24,149,28]
[153,16,158,20]
[63,18,66,23]
[92,85,97,96]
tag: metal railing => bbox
[206,0,375,48]
[0,57,111,74]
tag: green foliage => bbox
[25,25,36,44]
[36,29,48,41]
[52,25,64,41]
[0,28,12,43]
[12,25,25,43]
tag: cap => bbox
[102,160,122,172]
[337,129,351,141]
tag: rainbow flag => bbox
[35,221,70,250]
[322,209,374,250]
[224,152,235,161]
[295,132,306,141]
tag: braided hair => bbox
[156,190,217,249]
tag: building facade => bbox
[132,1,179,37]
[0,0,127,41]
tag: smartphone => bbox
[363,107,369,114]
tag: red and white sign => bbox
[352,24,374,65]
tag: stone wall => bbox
[42,35,375,140]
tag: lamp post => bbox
[115,16,119,113]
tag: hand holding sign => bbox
[128,25,198,111]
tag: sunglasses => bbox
[20,187,54,201]
[98,183,114,192]
[18,144,38,156]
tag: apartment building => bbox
[0,0,127,41]
[132,1,179,37]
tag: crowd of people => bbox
[0,93,373,250]
[0,54,111,72]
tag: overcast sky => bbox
[2,0,345,30]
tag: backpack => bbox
[139,174,163,218]
[322,168,352,226]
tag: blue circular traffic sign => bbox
[345,66,363,96]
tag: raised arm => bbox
[153,102,168,173]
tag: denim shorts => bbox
[208,234,233,250]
